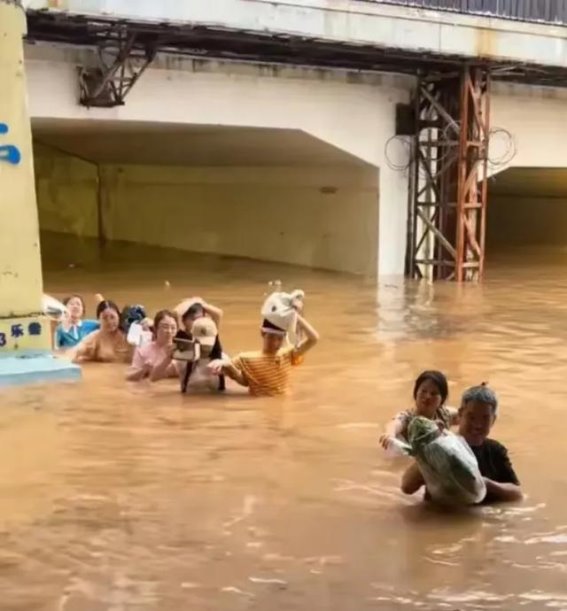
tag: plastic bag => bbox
[42,294,67,320]
[127,322,153,347]
[405,416,486,506]
[261,286,304,342]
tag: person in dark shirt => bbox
[401,383,523,504]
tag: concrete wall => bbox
[34,145,99,238]
[490,84,567,171]
[488,195,567,248]
[34,148,378,274]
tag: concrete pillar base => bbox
[0,315,81,387]
[0,354,81,388]
[0,315,51,353]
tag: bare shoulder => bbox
[81,329,101,345]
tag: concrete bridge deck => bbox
[23,0,567,86]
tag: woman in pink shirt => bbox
[126,310,179,381]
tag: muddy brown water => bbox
[0,234,566,610]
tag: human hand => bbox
[434,419,448,434]
[379,434,395,450]
[208,359,226,375]
[142,361,153,376]
[291,297,304,313]
[60,308,71,324]
[94,293,104,304]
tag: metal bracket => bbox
[407,66,490,282]
[79,30,156,108]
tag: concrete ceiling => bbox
[32,120,369,168]
[489,168,567,198]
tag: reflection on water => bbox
[0,233,566,610]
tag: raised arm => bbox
[173,297,223,328]
[202,301,223,328]
[293,314,319,356]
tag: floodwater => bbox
[0,233,566,611]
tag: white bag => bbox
[261,288,304,342]
[416,434,486,505]
[127,322,153,347]
[398,417,486,506]
[42,294,68,320]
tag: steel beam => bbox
[78,28,157,107]
[407,65,490,282]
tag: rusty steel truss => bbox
[407,66,490,282]
[79,29,157,107]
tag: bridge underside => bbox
[32,120,379,276]
[488,168,567,258]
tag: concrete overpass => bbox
[20,0,567,279]
[22,0,567,79]
[24,44,567,272]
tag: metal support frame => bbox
[407,65,490,282]
[79,29,156,108]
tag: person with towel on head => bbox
[208,288,319,396]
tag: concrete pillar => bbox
[0,1,80,384]
[378,166,408,278]
[0,0,48,350]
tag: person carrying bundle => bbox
[208,287,319,396]
[401,384,523,505]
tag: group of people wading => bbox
[50,291,522,506]
[52,290,319,397]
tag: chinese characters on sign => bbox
[11,324,24,338]
[0,320,44,351]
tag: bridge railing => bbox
[363,1,567,26]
